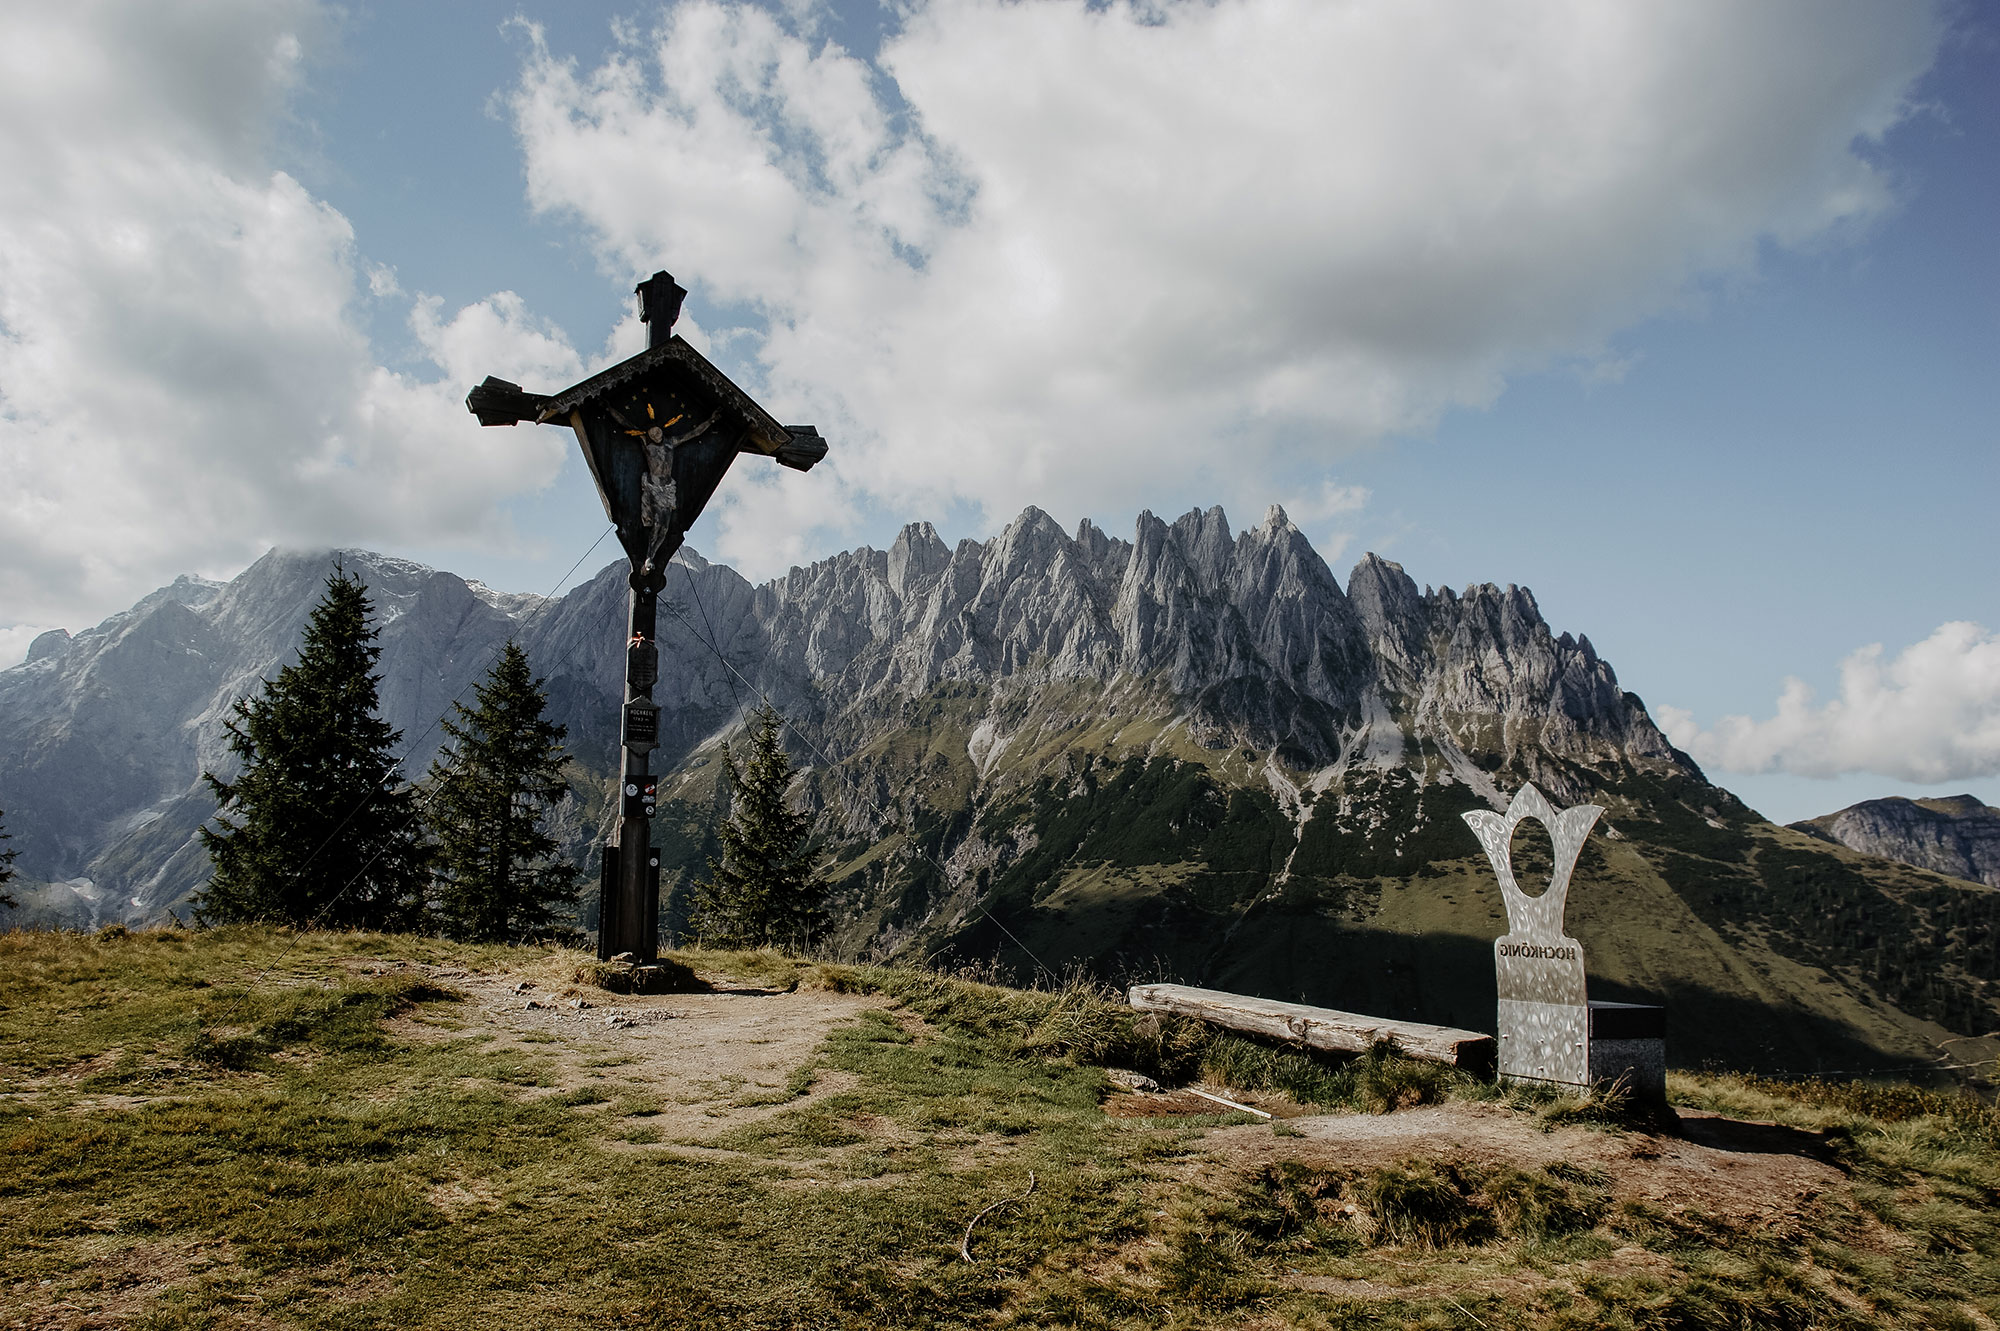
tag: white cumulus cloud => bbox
[0,1,590,645]
[1657,623,2000,783]
[506,0,1942,576]
[0,0,1955,650]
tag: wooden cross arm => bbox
[466,376,555,427]
[772,425,828,472]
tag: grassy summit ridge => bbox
[13,532,1993,1092]
[5,926,1999,1328]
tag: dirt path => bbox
[372,958,891,1144]
[395,955,1846,1226]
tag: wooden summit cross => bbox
[466,272,827,962]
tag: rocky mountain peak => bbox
[886,521,949,598]
[24,629,72,665]
[1346,552,1426,669]
[1792,795,2000,888]
[1169,504,1235,582]
[1919,794,1991,820]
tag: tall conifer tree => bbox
[424,641,580,942]
[196,566,427,928]
[691,707,826,948]
[0,805,17,910]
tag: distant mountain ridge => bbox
[0,504,1682,918]
[3,505,1997,1082]
[1792,796,2000,889]
[0,503,1699,937]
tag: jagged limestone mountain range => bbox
[3,505,1997,1080]
[744,503,1677,787]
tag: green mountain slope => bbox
[654,676,1999,1084]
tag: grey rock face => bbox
[1791,795,2000,888]
[25,629,73,664]
[0,505,1692,926]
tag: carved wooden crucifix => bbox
[466,271,826,962]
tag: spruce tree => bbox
[0,805,17,910]
[424,640,580,942]
[195,566,427,928]
[691,706,826,948]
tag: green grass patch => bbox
[3,927,1999,1328]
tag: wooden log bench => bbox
[1128,983,1495,1071]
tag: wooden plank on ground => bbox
[1128,983,1494,1069]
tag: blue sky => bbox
[0,1,1994,823]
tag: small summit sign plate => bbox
[622,700,660,753]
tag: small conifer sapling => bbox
[424,640,580,942]
[691,706,827,948]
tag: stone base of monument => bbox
[1465,785,1669,1108]
[1497,999,1666,1102]
[1585,1000,1666,1103]
[583,955,705,995]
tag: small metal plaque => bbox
[1464,784,1602,1088]
[628,639,659,690]
[622,700,659,752]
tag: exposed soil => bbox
[1185,1099,1846,1225]
[3,957,904,1330]
[368,957,893,1146]
[3,1238,280,1331]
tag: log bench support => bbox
[1128,983,1495,1073]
